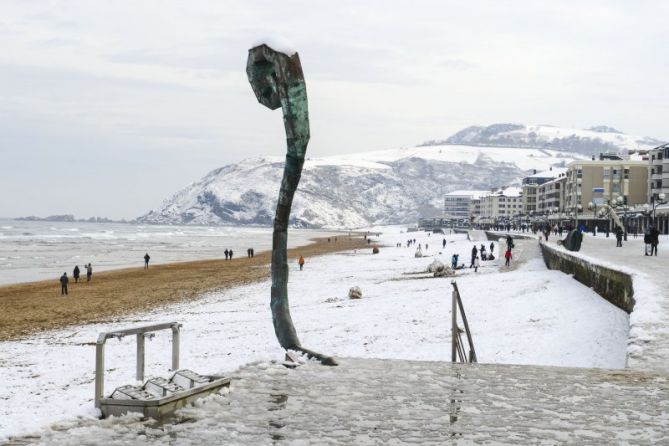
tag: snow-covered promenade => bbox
[540,232,669,372]
[0,228,632,442]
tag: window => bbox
[658,166,663,175]
[603,167,610,179]
[624,168,629,179]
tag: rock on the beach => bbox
[348,286,362,299]
[426,259,445,273]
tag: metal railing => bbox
[95,322,182,408]
[451,281,477,363]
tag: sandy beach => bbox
[0,235,368,341]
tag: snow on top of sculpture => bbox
[251,35,297,56]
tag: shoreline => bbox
[0,235,369,341]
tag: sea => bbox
[0,219,337,286]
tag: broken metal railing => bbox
[451,281,477,363]
[95,322,182,408]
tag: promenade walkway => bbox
[544,234,669,373]
[489,229,669,373]
[15,358,668,445]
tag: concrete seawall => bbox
[539,243,635,313]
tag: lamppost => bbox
[588,201,598,235]
[643,193,667,227]
[572,204,582,230]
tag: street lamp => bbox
[643,193,667,226]
[588,201,597,235]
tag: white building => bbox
[444,190,490,224]
[479,187,523,225]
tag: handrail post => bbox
[136,334,145,382]
[451,287,457,362]
[171,323,181,371]
[95,334,107,408]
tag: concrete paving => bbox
[12,358,668,445]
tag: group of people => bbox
[59,263,93,295]
[224,249,234,260]
[247,248,255,258]
[467,241,499,272]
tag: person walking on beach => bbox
[229,249,234,260]
[650,225,659,256]
[644,228,652,256]
[73,265,80,283]
[470,245,478,268]
[615,227,623,247]
[144,253,151,269]
[224,249,229,260]
[60,272,69,295]
[298,255,305,271]
[506,235,514,251]
[86,263,92,282]
[442,238,446,249]
[504,249,513,267]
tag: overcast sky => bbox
[1,1,668,219]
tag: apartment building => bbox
[522,168,566,215]
[479,187,523,225]
[444,190,489,224]
[649,143,669,198]
[563,160,648,218]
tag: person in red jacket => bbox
[504,249,512,267]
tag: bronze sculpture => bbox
[247,43,336,365]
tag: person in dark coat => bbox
[505,235,514,251]
[224,249,229,260]
[489,242,494,255]
[470,245,478,268]
[650,226,660,256]
[615,227,623,247]
[229,249,234,260]
[60,272,69,295]
[442,238,446,249]
[73,265,80,283]
[144,253,151,269]
[644,228,652,256]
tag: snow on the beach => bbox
[0,227,629,440]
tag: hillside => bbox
[138,143,585,228]
[421,123,663,155]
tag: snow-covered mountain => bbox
[421,123,664,155]
[139,142,587,228]
[140,123,665,228]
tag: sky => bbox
[1,0,668,219]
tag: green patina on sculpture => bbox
[247,44,336,365]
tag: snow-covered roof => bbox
[446,190,491,199]
[527,168,567,179]
[490,186,522,197]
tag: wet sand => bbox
[0,236,369,341]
